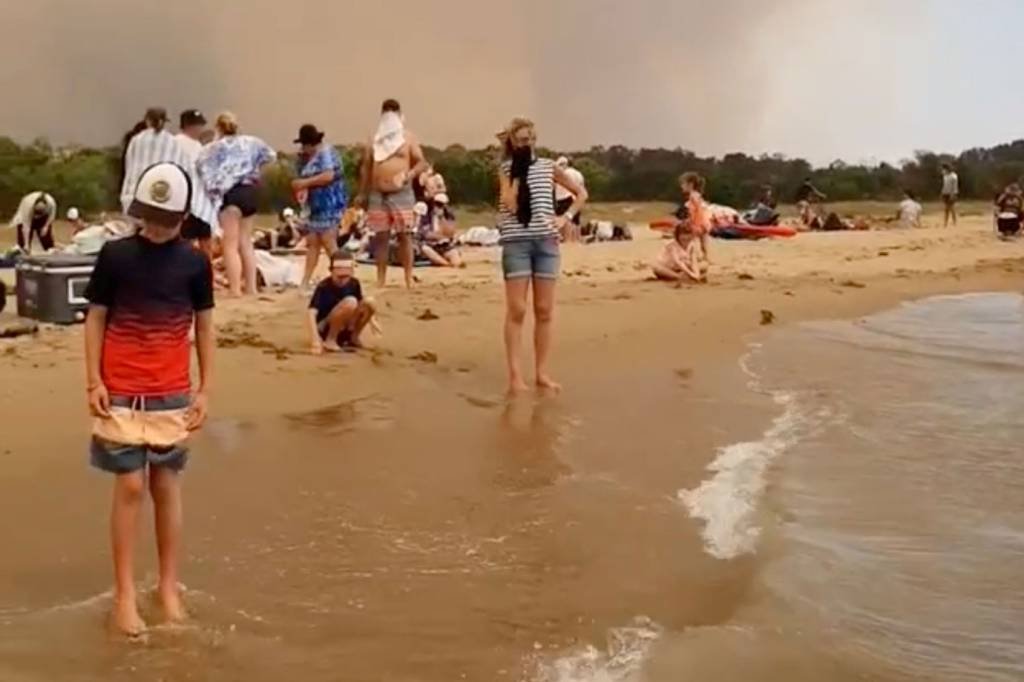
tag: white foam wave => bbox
[678,389,804,560]
[532,617,661,682]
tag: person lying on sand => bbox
[307,252,376,354]
[653,220,707,285]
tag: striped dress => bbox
[497,158,557,243]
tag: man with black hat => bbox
[176,109,219,258]
[292,123,347,289]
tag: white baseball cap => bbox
[128,162,192,224]
[433,193,450,205]
[282,207,296,219]
[66,207,80,221]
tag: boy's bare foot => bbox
[536,375,562,393]
[111,597,147,637]
[322,341,343,353]
[158,585,188,624]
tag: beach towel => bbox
[458,226,501,247]
[255,250,303,288]
[372,112,406,162]
[707,203,741,229]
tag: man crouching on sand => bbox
[84,162,214,637]
[307,252,376,354]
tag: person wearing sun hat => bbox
[291,123,347,289]
[83,161,215,638]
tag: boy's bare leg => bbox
[324,299,358,351]
[348,301,377,347]
[150,466,186,623]
[111,471,147,635]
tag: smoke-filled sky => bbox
[1,0,1020,164]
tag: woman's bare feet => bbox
[507,377,530,395]
[158,585,187,624]
[111,596,147,637]
[536,375,562,393]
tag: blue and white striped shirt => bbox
[120,128,190,214]
[497,158,558,243]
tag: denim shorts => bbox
[501,237,560,280]
[90,394,191,474]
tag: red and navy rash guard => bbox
[85,235,214,397]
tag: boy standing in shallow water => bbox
[84,163,214,636]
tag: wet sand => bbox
[0,214,1022,681]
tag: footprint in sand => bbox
[458,393,502,409]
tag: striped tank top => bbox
[497,158,557,243]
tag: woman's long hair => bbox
[117,120,148,189]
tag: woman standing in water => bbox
[496,118,587,394]
[198,112,276,296]
[291,124,347,289]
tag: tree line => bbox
[4,135,1024,218]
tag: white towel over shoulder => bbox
[372,112,406,162]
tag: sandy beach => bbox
[1,211,1022,681]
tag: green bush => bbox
[4,135,1024,217]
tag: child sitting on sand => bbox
[653,220,707,284]
[680,172,711,262]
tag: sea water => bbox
[543,293,1024,681]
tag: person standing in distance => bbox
[941,163,959,227]
[554,156,586,242]
[175,109,220,260]
[120,107,190,217]
[496,118,587,395]
[356,99,429,289]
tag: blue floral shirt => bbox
[299,145,347,222]
[197,134,276,196]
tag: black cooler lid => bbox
[17,253,97,268]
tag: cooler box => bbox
[15,254,96,324]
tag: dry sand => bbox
[2,211,1022,438]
